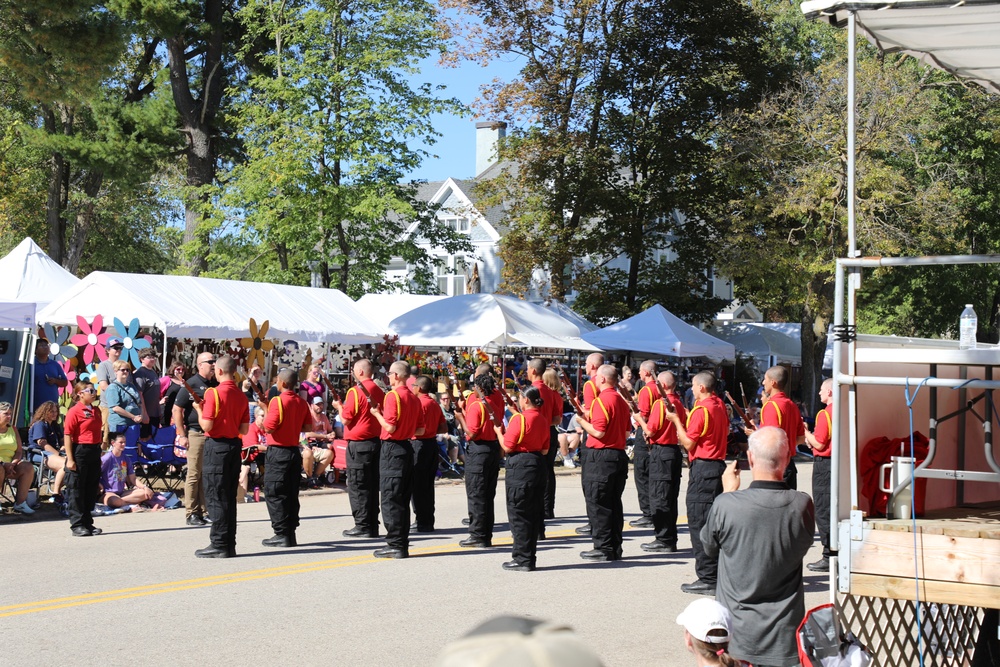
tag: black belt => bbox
[507,451,542,457]
[383,438,410,444]
[187,427,204,434]
[75,443,101,447]
[652,442,680,447]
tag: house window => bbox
[441,216,471,233]
[437,255,467,295]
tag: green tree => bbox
[211,0,471,296]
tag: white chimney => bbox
[475,121,507,177]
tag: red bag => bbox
[858,431,929,517]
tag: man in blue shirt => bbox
[33,338,67,411]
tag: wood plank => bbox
[851,573,1000,608]
[851,529,1000,586]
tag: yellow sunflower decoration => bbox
[241,318,274,369]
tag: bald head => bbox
[527,358,546,379]
[389,360,409,379]
[585,353,604,374]
[639,360,656,380]
[415,375,434,394]
[693,371,715,395]
[658,371,676,390]
[353,358,373,380]
[748,426,789,478]
[597,364,619,387]
[475,363,493,378]
[277,368,297,391]
[765,365,789,392]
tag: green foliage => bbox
[211,0,471,296]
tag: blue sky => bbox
[403,52,523,183]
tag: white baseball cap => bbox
[675,599,732,644]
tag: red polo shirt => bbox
[685,394,728,461]
[202,380,249,439]
[264,390,314,447]
[587,387,630,450]
[380,386,420,441]
[760,390,805,448]
[503,409,549,453]
[65,401,103,444]
[812,403,833,457]
[465,391,504,441]
[636,380,658,421]
[417,393,446,440]
[646,392,687,445]
[582,379,599,411]
[531,379,563,428]
[341,379,385,441]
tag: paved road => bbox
[1,462,830,665]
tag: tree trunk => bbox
[64,171,105,275]
[43,106,69,266]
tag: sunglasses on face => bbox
[82,388,97,395]
[201,359,217,365]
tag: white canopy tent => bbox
[0,301,36,330]
[37,272,387,344]
[355,293,447,333]
[709,323,801,374]
[0,237,80,315]
[542,301,599,333]
[387,293,600,351]
[582,305,736,362]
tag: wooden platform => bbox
[847,503,1000,607]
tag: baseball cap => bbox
[675,599,732,644]
[312,396,324,404]
[106,336,123,348]
[434,616,604,667]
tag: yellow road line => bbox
[1,521,687,618]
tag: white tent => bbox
[36,272,387,344]
[0,302,35,329]
[0,237,80,311]
[542,301,599,333]
[387,293,600,351]
[355,293,447,333]
[709,323,801,373]
[582,305,736,362]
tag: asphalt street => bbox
[1,461,830,666]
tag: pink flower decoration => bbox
[70,315,110,365]
[58,360,77,397]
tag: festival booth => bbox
[801,2,1000,663]
[709,323,801,376]
[0,237,80,313]
[582,305,736,363]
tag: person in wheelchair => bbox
[100,432,154,510]
[301,396,333,488]
[28,401,66,502]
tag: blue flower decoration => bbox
[42,323,79,363]
[113,317,151,367]
[79,362,99,384]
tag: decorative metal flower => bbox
[41,323,78,363]
[78,362,99,385]
[70,315,110,365]
[113,317,152,367]
[240,318,274,370]
[58,360,77,397]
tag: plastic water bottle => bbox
[253,487,260,502]
[959,304,977,349]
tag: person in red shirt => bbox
[630,360,659,528]
[751,365,805,491]
[667,371,730,595]
[192,355,250,558]
[370,360,423,559]
[63,380,104,537]
[575,352,604,537]
[260,368,314,548]
[239,407,267,503]
[332,359,386,538]
[576,364,631,562]
[804,377,834,572]
[496,386,550,572]
[460,367,505,549]
[632,370,688,553]
[411,375,447,533]
[527,358,562,527]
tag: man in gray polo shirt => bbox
[701,426,815,667]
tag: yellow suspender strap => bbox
[592,396,610,422]
[820,409,832,433]
[390,390,401,417]
[763,400,783,426]
[208,388,221,418]
[268,396,283,425]
[514,414,525,444]
[686,405,709,438]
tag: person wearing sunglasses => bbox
[0,401,36,515]
[173,352,219,527]
[106,360,147,436]
[63,381,104,536]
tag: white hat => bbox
[434,616,604,667]
[312,396,324,404]
[675,599,732,644]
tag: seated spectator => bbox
[105,360,146,435]
[301,396,333,488]
[558,414,582,468]
[240,407,268,501]
[0,401,36,514]
[438,392,464,465]
[675,599,742,666]
[100,433,154,510]
[28,401,66,502]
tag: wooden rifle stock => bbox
[652,380,676,414]
[616,382,640,413]
[248,379,268,405]
[553,363,585,417]
[474,385,506,425]
[318,371,341,403]
[726,390,754,430]
[354,377,375,405]
[737,383,758,429]
[182,379,204,405]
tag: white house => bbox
[387,122,746,319]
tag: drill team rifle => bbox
[553,362,585,417]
